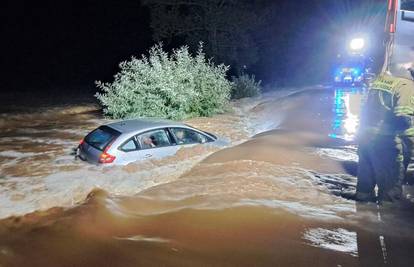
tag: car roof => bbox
[105,119,189,134]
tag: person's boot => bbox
[377,188,403,207]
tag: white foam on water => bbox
[303,227,358,257]
[0,87,358,221]
[314,147,358,162]
[113,235,170,243]
[238,199,354,221]
[0,147,216,219]
[0,150,42,158]
[131,160,355,220]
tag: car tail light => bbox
[99,152,116,163]
[99,139,116,164]
[79,139,84,146]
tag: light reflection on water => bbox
[303,228,358,257]
[330,88,364,142]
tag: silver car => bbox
[76,119,227,165]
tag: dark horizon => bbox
[2,0,386,94]
[3,0,152,93]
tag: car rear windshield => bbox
[84,126,121,151]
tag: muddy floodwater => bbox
[1,87,414,266]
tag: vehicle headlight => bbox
[350,38,365,51]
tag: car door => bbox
[136,128,180,159]
[116,137,141,164]
[116,128,180,164]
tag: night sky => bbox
[3,0,152,93]
[2,0,387,96]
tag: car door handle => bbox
[144,154,153,158]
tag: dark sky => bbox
[3,0,152,92]
[2,0,387,94]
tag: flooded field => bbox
[1,87,414,266]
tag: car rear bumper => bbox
[77,143,102,164]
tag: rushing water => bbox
[1,87,414,266]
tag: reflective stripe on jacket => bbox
[360,74,414,137]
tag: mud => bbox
[1,87,414,266]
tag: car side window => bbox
[137,129,171,149]
[120,139,137,152]
[170,128,211,145]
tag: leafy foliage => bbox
[231,73,262,99]
[95,43,231,120]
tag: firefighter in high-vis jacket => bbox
[351,0,414,203]
[355,73,414,202]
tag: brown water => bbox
[1,87,414,266]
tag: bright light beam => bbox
[349,38,365,51]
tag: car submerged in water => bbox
[76,119,227,165]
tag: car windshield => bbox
[84,126,120,151]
